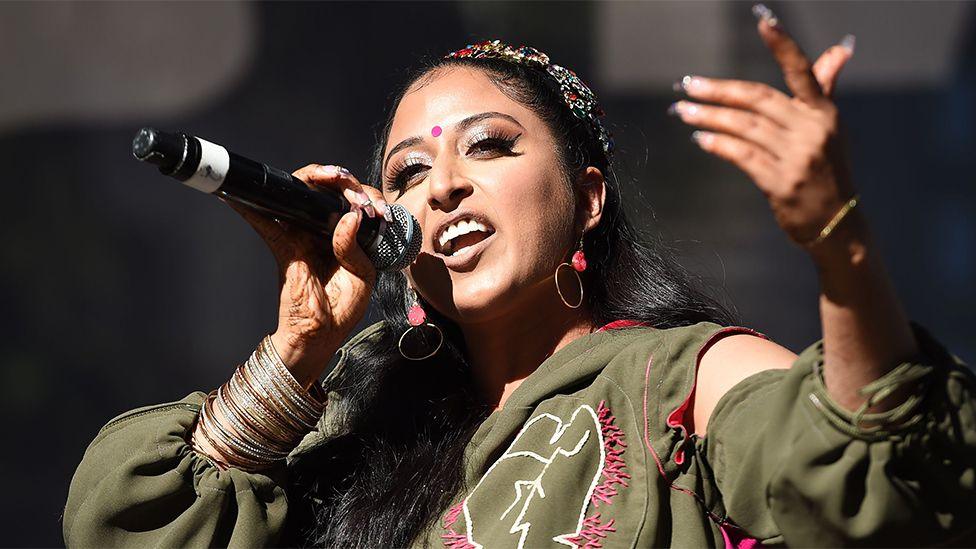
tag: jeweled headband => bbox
[446,40,614,158]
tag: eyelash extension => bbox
[463,129,522,154]
[384,130,523,194]
[384,155,429,193]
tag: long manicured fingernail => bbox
[354,191,376,218]
[667,101,698,117]
[338,167,353,177]
[353,202,375,218]
[319,164,341,176]
[840,34,856,54]
[360,197,378,217]
[691,130,714,147]
[752,3,781,29]
[673,75,709,94]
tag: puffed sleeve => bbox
[63,392,290,547]
[63,323,387,547]
[702,323,976,546]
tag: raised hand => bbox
[224,164,387,387]
[669,3,858,248]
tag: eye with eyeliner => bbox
[462,128,522,157]
[384,153,430,194]
[384,127,523,194]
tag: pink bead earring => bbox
[399,286,444,361]
[555,235,586,308]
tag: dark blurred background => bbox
[1,1,972,545]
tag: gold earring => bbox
[554,235,586,308]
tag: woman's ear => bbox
[575,166,606,234]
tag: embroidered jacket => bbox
[64,321,976,547]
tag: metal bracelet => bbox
[242,356,314,431]
[197,395,267,469]
[227,370,296,445]
[254,340,325,419]
[214,385,291,457]
[202,392,281,463]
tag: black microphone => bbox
[131,128,420,271]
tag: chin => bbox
[446,277,511,323]
[430,266,525,324]
[412,244,549,325]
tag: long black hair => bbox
[286,54,737,547]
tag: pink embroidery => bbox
[562,513,617,548]
[642,353,668,478]
[553,401,630,548]
[666,326,768,465]
[441,501,475,549]
[720,520,762,549]
[591,401,631,507]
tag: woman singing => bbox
[65,5,974,547]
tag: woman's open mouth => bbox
[433,214,497,270]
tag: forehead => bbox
[387,67,538,145]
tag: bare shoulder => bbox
[692,333,797,434]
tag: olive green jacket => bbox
[64,321,975,547]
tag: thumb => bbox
[332,209,376,285]
[813,34,855,99]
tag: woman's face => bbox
[380,67,579,324]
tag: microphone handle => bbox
[217,151,349,234]
[136,129,382,250]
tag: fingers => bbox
[752,3,825,105]
[675,76,796,128]
[332,210,376,286]
[220,196,292,254]
[294,164,380,282]
[812,37,855,99]
[690,130,779,195]
[669,100,786,160]
[293,164,388,219]
[358,185,389,221]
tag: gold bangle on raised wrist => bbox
[804,194,860,248]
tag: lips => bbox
[429,210,498,271]
[444,230,490,255]
[433,212,496,257]
[436,231,497,271]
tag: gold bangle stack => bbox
[191,335,327,471]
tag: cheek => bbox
[482,186,575,294]
[497,165,574,254]
[505,199,574,270]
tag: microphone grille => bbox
[370,203,421,272]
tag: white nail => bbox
[840,34,856,54]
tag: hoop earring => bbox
[398,287,444,361]
[554,235,586,309]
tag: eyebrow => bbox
[383,111,525,171]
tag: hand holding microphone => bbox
[232,164,387,385]
[132,129,420,384]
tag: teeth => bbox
[443,225,459,244]
[437,217,492,252]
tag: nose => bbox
[426,157,473,211]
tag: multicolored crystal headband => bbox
[446,40,614,157]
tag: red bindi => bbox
[431,125,442,137]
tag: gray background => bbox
[0,2,972,545]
